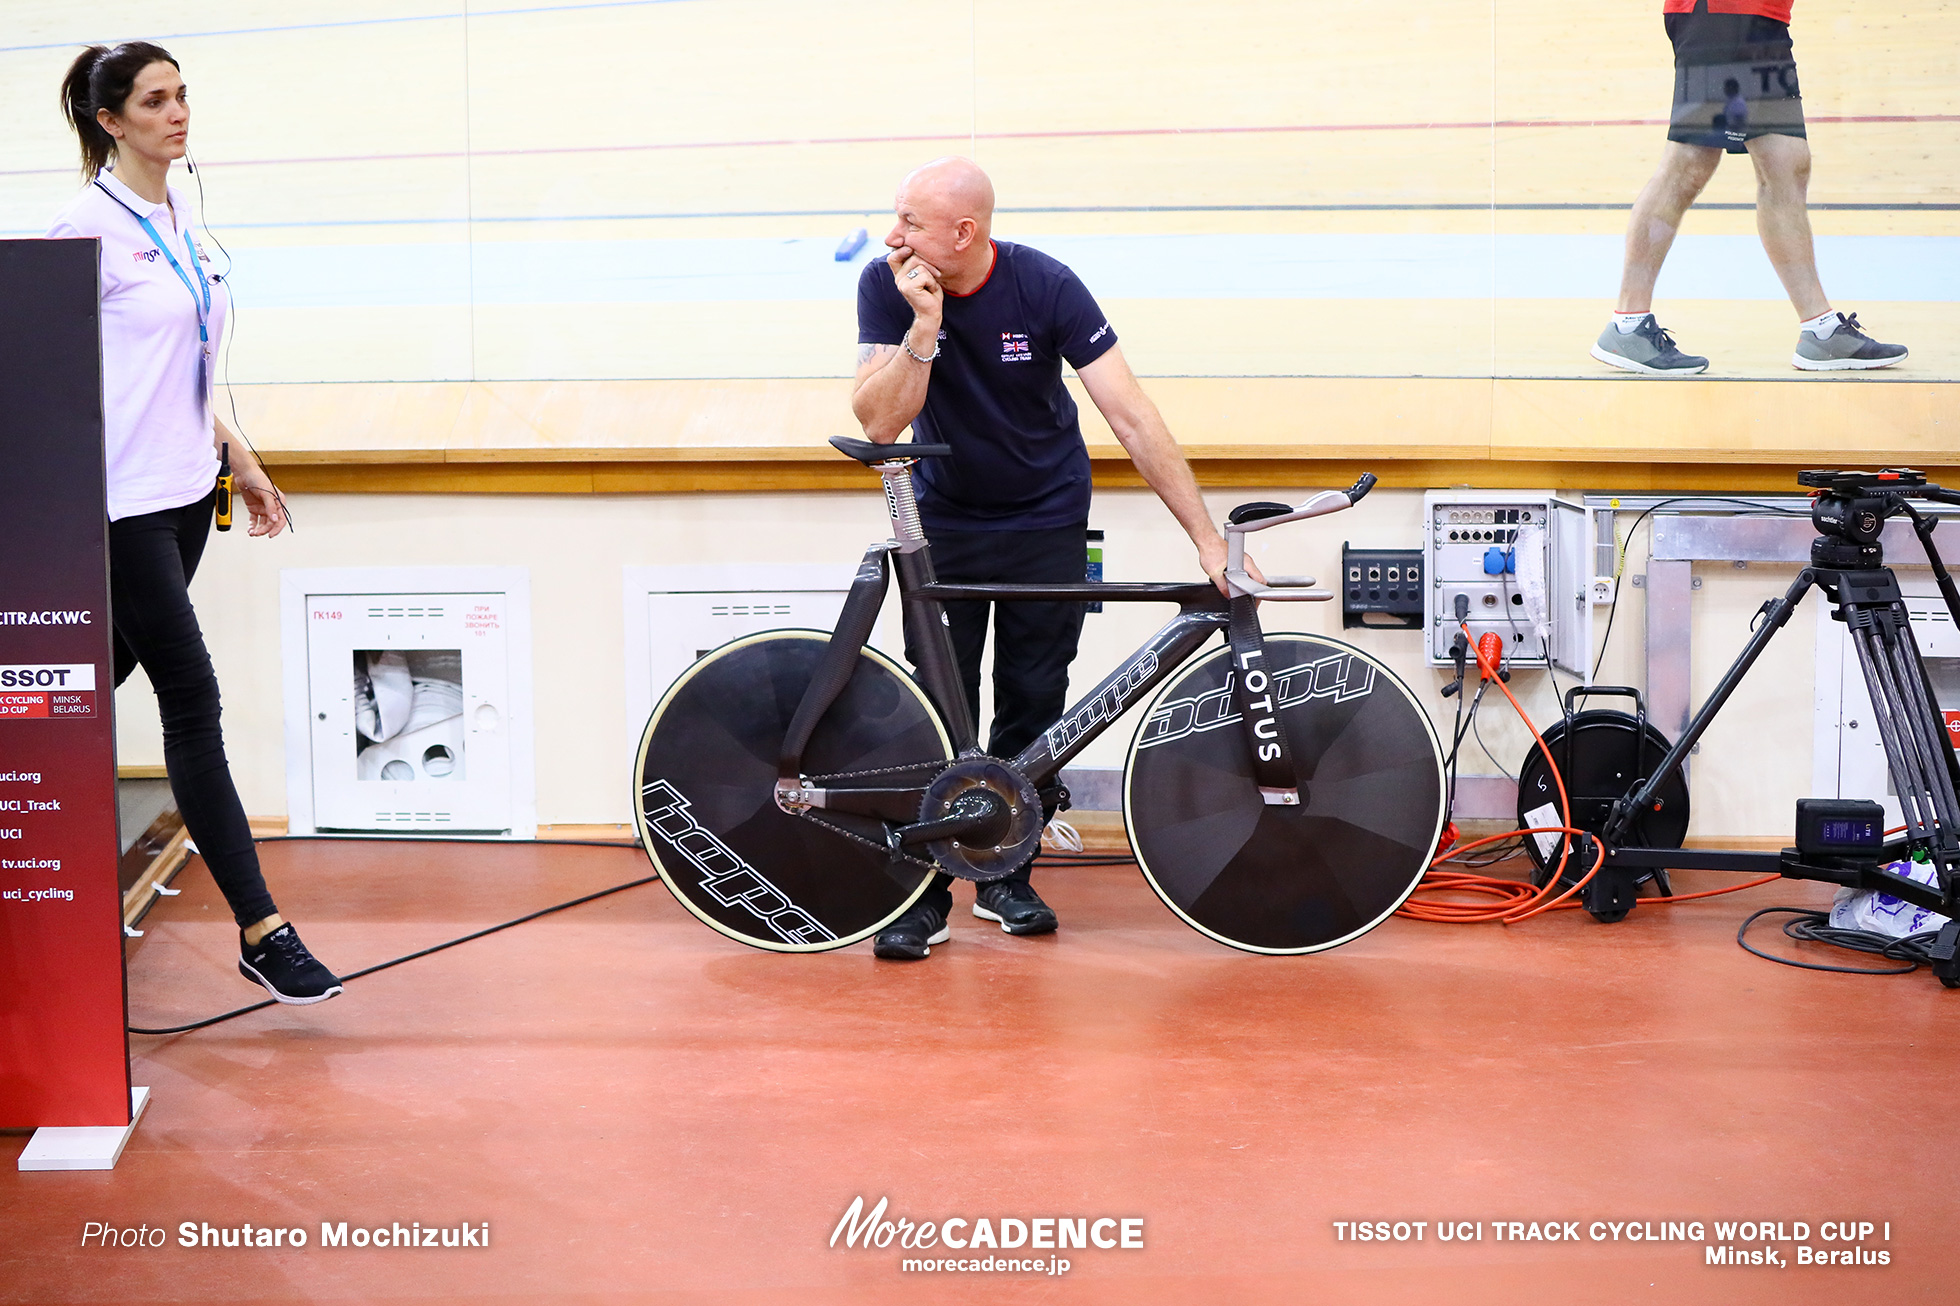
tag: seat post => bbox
[877,461,929,553]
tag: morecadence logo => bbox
[831,1196,1143,1276]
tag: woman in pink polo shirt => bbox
[49,42,340,1005]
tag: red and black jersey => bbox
[1664,0,1793,23]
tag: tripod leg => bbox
[1886,633,1960,847]
[1851,626,1936,841]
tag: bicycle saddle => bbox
[1228,501,1293,524]
[829,436,952,465]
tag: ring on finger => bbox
[906,268,922,279]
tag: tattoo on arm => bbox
[857,342,896,367]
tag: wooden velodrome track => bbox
[2,0,1955,487]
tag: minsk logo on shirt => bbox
[1000,332,1032,363]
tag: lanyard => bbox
[92,179,211,346]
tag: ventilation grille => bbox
[371,811,453,824]
[709,603,793,618]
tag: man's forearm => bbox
[852,325,938,443]
[1116,410,1220,551]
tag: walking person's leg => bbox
[1593,1,1724,375]
[1615,143,1722,319]
[109,496,341,1002]
[1747,133,1827,319]
[1592,142,1721,376]
[1750,133,1909,370]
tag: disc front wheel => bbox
[1124,633,1445,954]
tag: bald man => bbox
[852,157,1236,960]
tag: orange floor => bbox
[3,839,1955,1304]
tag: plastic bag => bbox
[1829,858,1951,939]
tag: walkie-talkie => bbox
[215,442,234,531]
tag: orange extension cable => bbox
[1395,626,1779,924]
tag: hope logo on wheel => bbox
[1135,649,1376,751]
[640,779,837,946]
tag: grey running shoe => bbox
[1793,312,1908,371]
[1590,315,1709,375]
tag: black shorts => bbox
[1664,3,1806,154]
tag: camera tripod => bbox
[1563,470,1960,985]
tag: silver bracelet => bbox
[903,335,941,363]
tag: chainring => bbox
[919,756,1043,882]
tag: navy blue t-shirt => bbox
[856,240,1117,532]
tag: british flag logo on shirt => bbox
[999,332,1032,363]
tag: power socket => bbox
[1590,576,1617,604]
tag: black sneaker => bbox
[238,924,344,1004]
[873,900,949,960]
[1590,315,1709,375]
[973,881,1058,936]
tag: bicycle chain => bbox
[805,758,950,785]
[792,807,938,872]
[794,756,954,873]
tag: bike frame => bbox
[903,549,1228,790]
[773,447,1365,842]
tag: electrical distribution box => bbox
[1341,545,1424,629]
[1422,490,1592,679]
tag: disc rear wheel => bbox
[634,631,951,952]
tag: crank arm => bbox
[775,781,925,823]
[889,809,1002,848]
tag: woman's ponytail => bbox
[59,42,179,180]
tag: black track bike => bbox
[632,438,1446,954]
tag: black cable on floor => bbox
[129,837,652,1036]
[1736,906,1941,975]
[132,834,1136,1035]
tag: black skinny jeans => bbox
[109,492,276,928]
[904,522,1087,915]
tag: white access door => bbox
[644,589,857,705]
[306,593,515,833]
[1548,496,1595,682]
[621,564,901,763]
